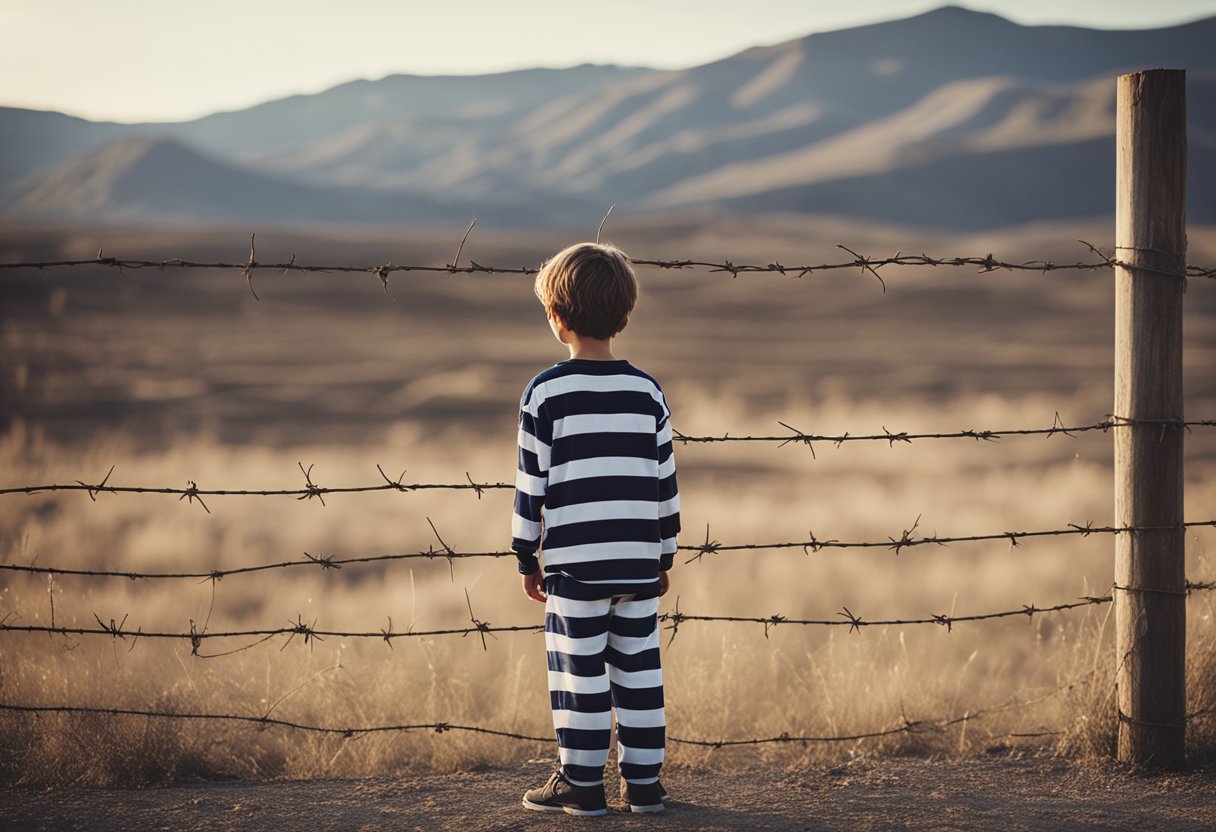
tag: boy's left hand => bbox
[522,570,547,604]
[659,571,670,597]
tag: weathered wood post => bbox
[1114,68,1187,769]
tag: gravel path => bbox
[4,755,1216,831]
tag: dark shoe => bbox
[522,769,608,816]
[618,777,667,813]
[619,776,670,803]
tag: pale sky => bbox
[2,0,1214,123]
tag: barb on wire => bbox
[596,204,615,244]
[280,613,323,651]
[379,617,395,649]
[1049,411,1075,438]
[376,464,413,493]
[188,619,203,656]
[240,233,260,301]
[5,520,1216,583]
[74,465,115,502]
[179,481,210,514]
[464,472,485,499]
[663,595,684,647]
[887,515,924,555]
[761,613,786,639]
[463,589,495,651]
[802,529,839,555]
[836,244,887,293]
[296,462,326,506]
[303,552,341,570]
[683,524,721,564]
[374,263,395,301]
[4,239,1211,283]
[1078,239,1116,266]
[775,421,816,458]
[448,219,476,274]
[426,516,457,581]
[1078,239,1198,283]
[92,611,129,639]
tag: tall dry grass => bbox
[2,390,1214,786]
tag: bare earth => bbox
[4,755,1216,832]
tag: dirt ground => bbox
[3,754,1216,832]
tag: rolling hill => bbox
[3,6,1214,229]
[2,134,592,227]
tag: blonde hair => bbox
[533,242,639,339]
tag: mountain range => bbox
[3,5,1214,230]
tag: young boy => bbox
[511,242,680,816]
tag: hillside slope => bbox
[3,6,1213,229]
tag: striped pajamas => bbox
[546,576,665,786]
[509,358,679,786]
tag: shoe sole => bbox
[629,803,666,813]
[522,797,608,817]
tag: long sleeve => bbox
[511,386,550,574]
[656,390,681,571]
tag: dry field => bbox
[2,215,1216,800]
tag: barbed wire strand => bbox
[2,518,1214,582]
[676,414,1216,453]
[1,682,1210,748]
[658,580,1213,643]
[2,240,1212,302]
[1,581,1211,655]
[679,518,1216,563]
[0,462,509,500]
[0,701,1045,747]
[3,413,1214,503]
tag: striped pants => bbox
[545,576,665,787]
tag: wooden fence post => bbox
[1114,68,1187,769]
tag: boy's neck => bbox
[566,333,618,361]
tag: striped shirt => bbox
[511,358,680,588]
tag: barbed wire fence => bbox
[3,435,1216,747]
[1,586,1214,746]
[3,221,1216,756]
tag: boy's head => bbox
[534,242,638,340]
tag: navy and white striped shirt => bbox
[511,358,680,587]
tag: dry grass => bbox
[2,219,1216,785]
[2,401,1214,786]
